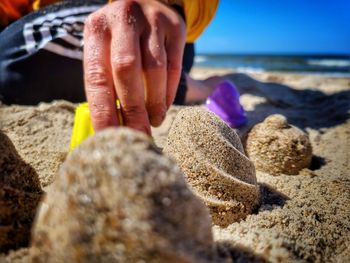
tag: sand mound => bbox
[0,131,43,253]
[0,101,75,187]
[164,107,260,227]
[31,128,216,263]
[151,106,185,148]
[245,114,312,175]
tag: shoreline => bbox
[192,66,350,78]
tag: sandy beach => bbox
[1,68,349,262]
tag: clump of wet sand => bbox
[31,128,216,263]
[164,107,260,227]
[245,114,312,175]
[0,130,42,253]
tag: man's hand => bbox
[83,0,186,135]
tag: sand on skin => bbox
[0,69,349,262]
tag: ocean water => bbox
[194,54,350,77]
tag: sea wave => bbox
[307,59,350,67]
[236,67,265,73]
[194,55,208,63]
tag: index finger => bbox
[84,12,119,131]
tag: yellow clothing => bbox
[1,0,219,42]
[184,0,219,42]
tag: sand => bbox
[0,101,74,188]
[0,131,42,253]
[0,68,349,262]
[245,114,313,175]
[164,107,259,227]
[31,128,216,263]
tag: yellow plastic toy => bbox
[69,100,123,151]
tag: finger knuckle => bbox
[85,67,110,88]
[123,104,145,117]
[171,21,186,40]
[114,0,142,20]
[145,56,166,71]
[113,55,137,73]
[85,11,108,34]
[117,0,137,11]
[147,9,163,24]
[90,107,114,124]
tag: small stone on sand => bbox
[245,114,312,175]
[31,128,215,263]
[164,107,260,227]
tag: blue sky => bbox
[196,0,350,54]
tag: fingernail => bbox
[150,113,165,127]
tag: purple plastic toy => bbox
[206,80,247,128]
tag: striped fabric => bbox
[23,5,101,60]
[2,0,219,42]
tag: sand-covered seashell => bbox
[245,114,312,175]
[163,107,259,227]
[31,128,215,263]
[0,131,42,253]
